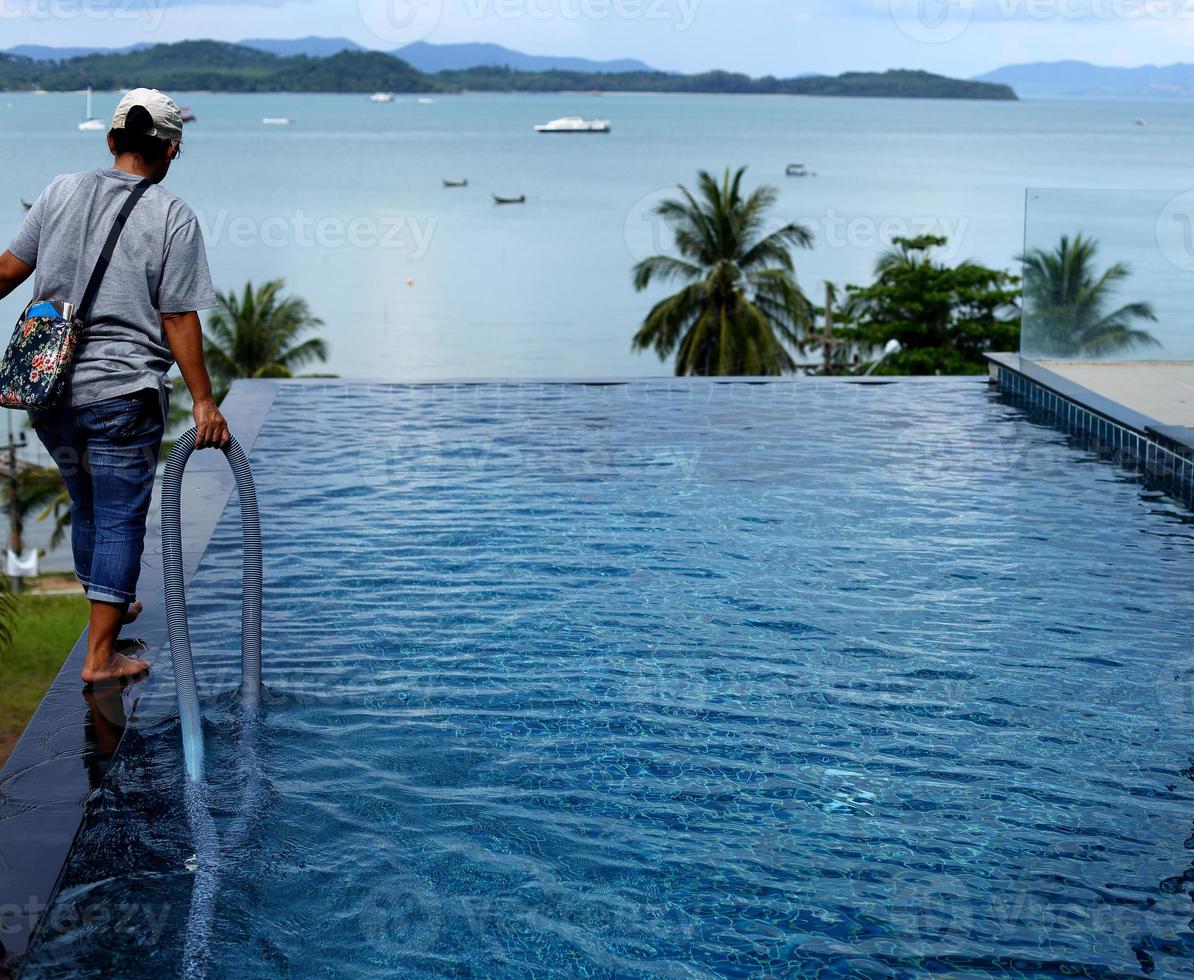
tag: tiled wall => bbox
[992,363,1194,509]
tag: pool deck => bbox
[986,353,1194,505]
[1042,361,1194,431]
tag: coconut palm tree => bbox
[204,279,329,401]
[1020,234,1159,358]
[2,464,70,592]
[631,167,815,376]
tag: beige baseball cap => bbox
[111,87,184,143]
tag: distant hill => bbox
[0,41,1016,100]
[239,37,363,58]
[7,38,653,73]
[976,60,1194,98]
[392,41,653,74]
[240,38,654,72]
[435,65,1015,100]
[4,43,149,61]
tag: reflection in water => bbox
[1020,233,1161,358]
[80,640,148,789]
[1157,760,1194,974]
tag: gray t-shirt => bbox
[9,167,216,408]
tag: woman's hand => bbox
[161,311,231,450]
[193,397,230,450]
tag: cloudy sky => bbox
[4,0,1192,76]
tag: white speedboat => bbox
[534,116,611,134]
[262,117,292,126]
[78,88,105,132]
[369,92,394,103]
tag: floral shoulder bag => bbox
[0,178,152,411]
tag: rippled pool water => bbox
[23,380,1194,978]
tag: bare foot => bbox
[82,653,150,685]
[124,600,143,625]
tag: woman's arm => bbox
[0,251,34,301]
[161,310,230,450]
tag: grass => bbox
[0,594,89,768]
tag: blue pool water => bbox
[22,380,1194,978]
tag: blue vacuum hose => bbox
[160,428,265,979]
[161,429,263,783]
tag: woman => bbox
[0,88,229,683]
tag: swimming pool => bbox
[21,379,1194,978]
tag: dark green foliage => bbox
[836,235,1022,375]
[204,279,330,401]
[1019,233,1159,358]
[632,167,815,376]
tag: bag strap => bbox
[76,178,153,324]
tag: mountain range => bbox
[9,41,1194,99]
[246,38,655,73]
[975,60,1194,98]
[5,38,656,75]
[0,41,1015,99]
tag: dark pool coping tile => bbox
[0,380,279,976]
[986,352,1194,506]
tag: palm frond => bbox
[631,166,812,376]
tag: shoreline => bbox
[7,87,1018,102]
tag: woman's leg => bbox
[76,393,164,683]
[30,406,96,595]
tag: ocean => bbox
[3,90,1194,383]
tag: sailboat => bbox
[78,88,105,132]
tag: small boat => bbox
[786,163,811,177]
[493,194,526,205]
[369,92,394,103]
[1135,117,1148,127]
[442,178,468,188]
[262,117,291,126]
[20,199,32,211]
[535,116,611,134]
[179,106,196,124]
[78,87,105,132]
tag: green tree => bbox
[204,280,329,402]
[631,167,815,376]
[1019,233,1159,358]
[837,234,1020,375]
[3,466,70,555]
